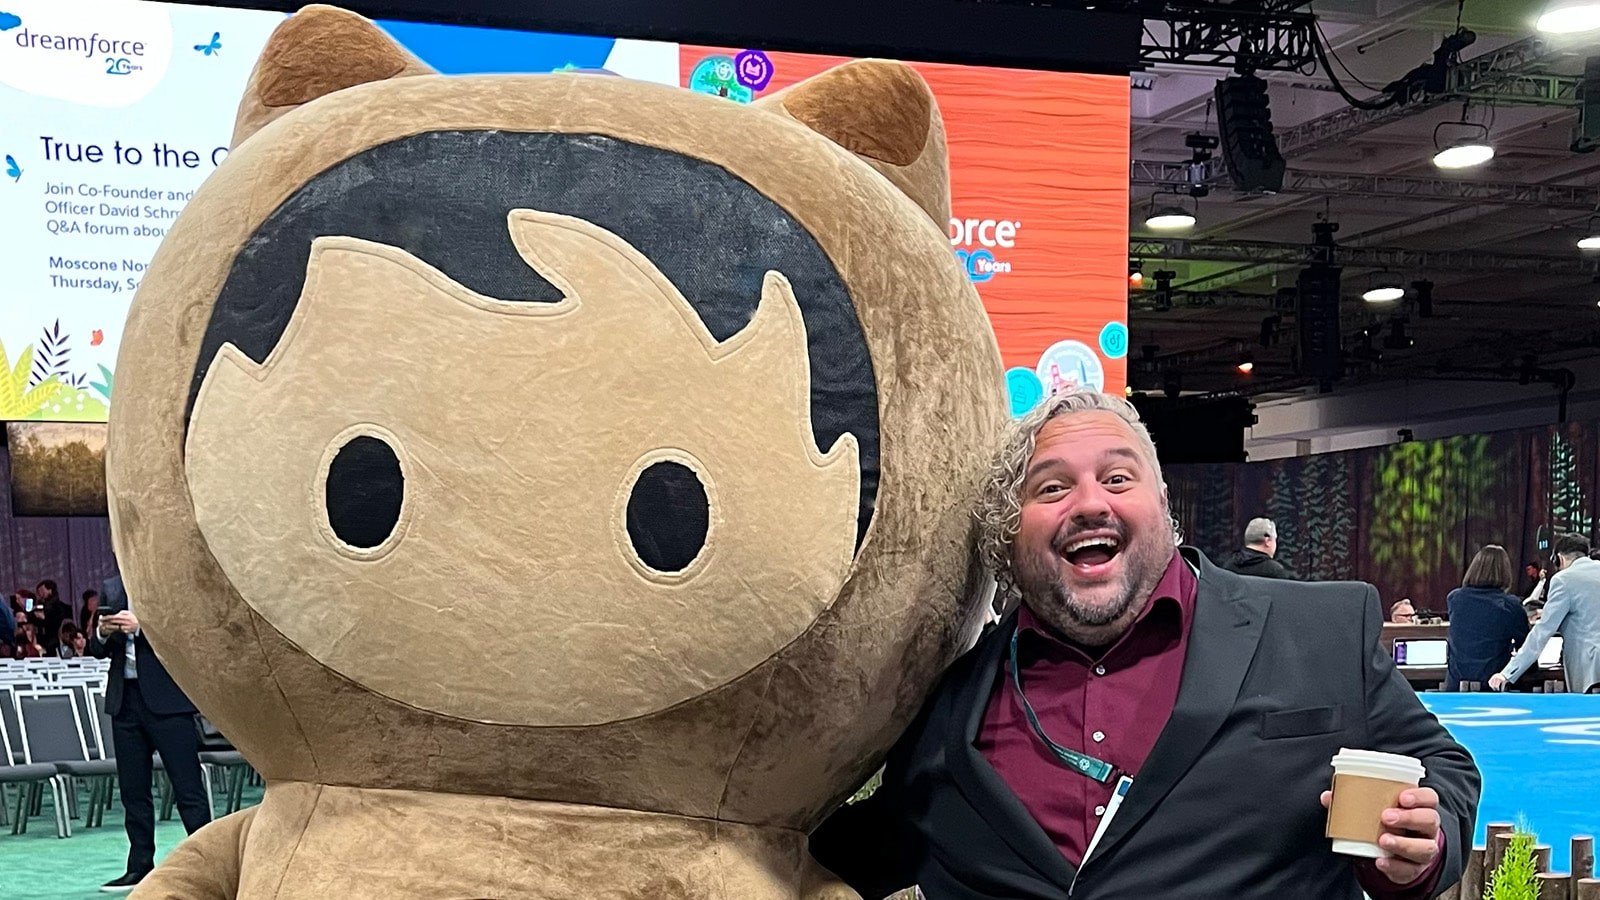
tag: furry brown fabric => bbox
[755,61,951,225]
[113,7,1003,897]
[781,60,932,167]
[231,5,433,147]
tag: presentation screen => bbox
[0,0,1130,424]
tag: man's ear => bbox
[232,5,436,148]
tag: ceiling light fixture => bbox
[1363,273,1405,303]
[1432,117,1494,170]
[1144,190,1196,231]
[1581,215,1600,250]
[1145,204,1196,231]
[1537,1,1600,34]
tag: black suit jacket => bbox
[86,575,197,717]
[811,549,1480,900]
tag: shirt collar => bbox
[1015,549,1197,654]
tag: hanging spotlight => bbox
[1580,215,1600,250]
[1363,273,1405,303]
[1129,260,1145,288]
[1236,355,1255,375]
[1537,1,1600,34]
[1144,194,1196,231]
[1432,134,1495,169]
[1432,115,1494,170]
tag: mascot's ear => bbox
[756,59,951,226]
[232,4,435,148]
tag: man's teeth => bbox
[1062,537,1120,553]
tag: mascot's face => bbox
[186,182,866,729]
[108,6,1002,826]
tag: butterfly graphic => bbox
[195,31,221,56]
[4,154,19,182]
[91,329,104,347]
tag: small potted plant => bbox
[1486,817,1539,900]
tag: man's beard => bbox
[1013,513,1173,634]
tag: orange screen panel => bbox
[680,47,1131,410]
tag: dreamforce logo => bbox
[0,1,173,107]
[13,27,147,61]
[949,216,1020,283]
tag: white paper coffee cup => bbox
[1325,748,1426,859]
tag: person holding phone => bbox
[88,572,212,892]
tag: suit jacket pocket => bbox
[1261,705,1342,739]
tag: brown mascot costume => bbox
[106,6,1004,898]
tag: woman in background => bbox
[1446,544,1532,690]
[12,621,45,659]
[80,588,103,636]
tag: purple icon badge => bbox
[734,49,774,92]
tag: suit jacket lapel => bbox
[1083,550,1269,869]
[946,612,1081,891]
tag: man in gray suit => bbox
[1491,532,1600,694]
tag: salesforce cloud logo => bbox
[0,0,172,107]
[949,215,1020,284]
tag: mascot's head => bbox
[107,5,1003,828]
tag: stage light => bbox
[1432,138,1494,169]
[1145,205,1196,231]
[1129,261,1144,288]
[1236,352,1255,375]
[1537,1,1600,34]
[1363,274,1405,303]
[1581,217,1600,250]
[1432,119,1493,170]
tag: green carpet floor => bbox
[0,779,261,899]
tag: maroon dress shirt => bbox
[975,550,1443,898]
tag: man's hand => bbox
[1488,673,1508,691]
[1320,787,1442,885]
[100,611,140,636]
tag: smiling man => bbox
[810,390,1480,900]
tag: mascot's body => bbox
[107,7,1003,898]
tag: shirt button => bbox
[1094,665,1107,676]
[1092,731,1105,742]
[1095,805,1107,816]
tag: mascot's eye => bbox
[324,435,404,549]
[626,461,710,573]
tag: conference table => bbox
[1382,623,1564,691]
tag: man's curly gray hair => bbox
[975,390,1182,605]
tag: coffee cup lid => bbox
[1329,747,1425,781]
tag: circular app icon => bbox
[1005,367,1044,418]
[1098,321,1129,360]
[734,49,774,91]
[1035,340,1106,395]
[689,55,753,103]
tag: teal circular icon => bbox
[1005,367,1044,418]
[689,55,754,103]
[1099,321,1129,359]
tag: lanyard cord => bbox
[1008,627,1118,785]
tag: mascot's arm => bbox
[129,806,257,900]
